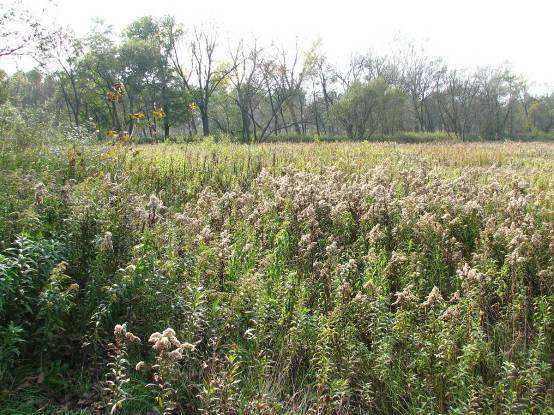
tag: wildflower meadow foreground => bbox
[1,137,553,414]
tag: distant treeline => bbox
[1,16,553,142]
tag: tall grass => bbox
[0,124,552,414]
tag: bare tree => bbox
[228,40,262,142]
[335,53,368,89]
[477,66,524,139]
[272,41,314,135]
[44,30,84,127]
[250,58,285,139]
[0,0,54,58]
[303,40,337,135]
[434,68,481,141]
[394,39,443,132]
[164,20,236,136]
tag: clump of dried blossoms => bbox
[100,324,141,414]
[392,284,418,308]
[144,328,195,414]
[34,182,47,205]
[136,193,166,227]
[100,231,113,252]
[421,286,444,308]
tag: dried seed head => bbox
[392,284,417,307]
[101,231,113,252]
[149,332,162,344]
[125,332,141,344]
[180,342,196,352]
[153,336,171,350]
[168,349,183,361]
[162,328,176,338]
[421,286,444,308]
[114,324,126,336]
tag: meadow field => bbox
[0,136,553,414]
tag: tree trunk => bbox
[199,103,210,136]
[69,76,80,127]
[241,108,250,143]
[162,84,170,140]
[287,100,302,135]
[313,91,320,136]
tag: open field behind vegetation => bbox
[1,134,553,414]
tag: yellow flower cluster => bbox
[129,111,145,120]
[189,102,197,111]
[106,130,130,140]
[153,108,165,119]
[107,83,126,102]
[107,91,123,102]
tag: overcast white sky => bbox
[4,0,554,91]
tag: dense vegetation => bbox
[0,109,553,413]
[1,2,553,414]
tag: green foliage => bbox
[0,322,25,380]
[331,78,407,139]
[37,261,78,344]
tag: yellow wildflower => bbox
[153,108,165,119]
